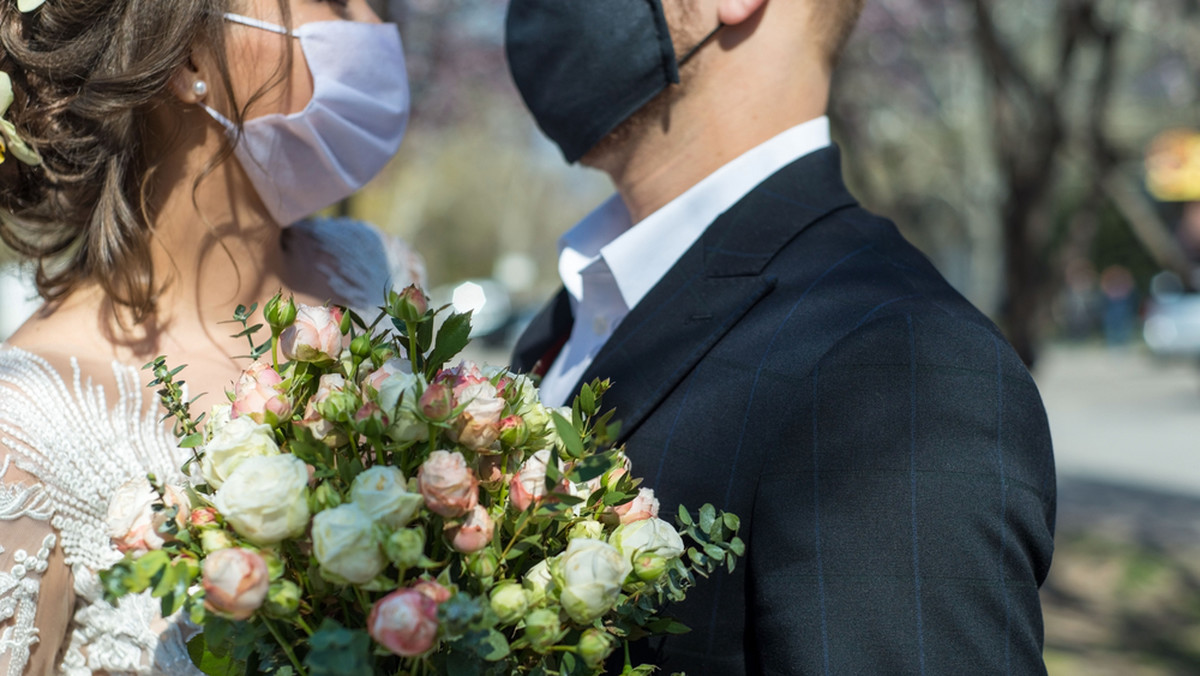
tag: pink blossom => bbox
[448,505,495,554]
[417,451,479,517]
[614,488,660,524]
[368,589,439,657]
[419,382,454,420]
[412,579,452,604]
[509,449,552,513]
[281,305,344,363]
[202,548,270,620]
[230,360,289,423]
[301,373,347,442]
[189,507,218,528]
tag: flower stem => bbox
[264,618,307,676]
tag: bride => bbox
[0,0,420,671]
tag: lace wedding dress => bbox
[0,219,423,674]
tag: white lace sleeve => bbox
[0,455,67,676]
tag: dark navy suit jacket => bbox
[512,147,1056,675]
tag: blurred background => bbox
[3,0,1200,672]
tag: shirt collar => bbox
[558,116,832,308]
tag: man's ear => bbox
[717,0,767,25]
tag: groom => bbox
[508,0,1056,673]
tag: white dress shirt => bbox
[538,116,832,406]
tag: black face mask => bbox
[505,0,720,164]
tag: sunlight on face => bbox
[222,0,383,120]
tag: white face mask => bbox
[206,14,410,226]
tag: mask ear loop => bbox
[222,12,294,36]
[677,23,724,66]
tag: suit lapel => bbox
[574,146,857,442]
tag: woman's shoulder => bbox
[284,217,427,311]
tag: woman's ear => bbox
[717,0,767,25]
[168,55,208,105]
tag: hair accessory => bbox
[0,72,42,166]
[17,0,45,13]
[192,80,208,98]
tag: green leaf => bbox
[569,453,615,484]
[426,311,473,372]
[551,412,585,459]
[304,619,372,676]
[698,504,716,533]
[703,543,726,561]
[677,505,693,527]
[729,536,746,557]
[579,383,596,417]
[722,512,741,533]
[179,432,205,449]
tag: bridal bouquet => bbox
[100,287,744,676]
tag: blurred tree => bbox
[832,0,1200,366]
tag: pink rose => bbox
[190,507,219,528]
[509,449,552,513]
[368,589,439,657]
[362,358,411,396]
[281,305,344,363]
[202,548,270,620]
[230,360,289,423]
[419,382,454,420]
[498,415,529,447]
[412,579,452,604]
[301,373,347,443]
[106,477,189,556]
[417,450,479,517]
[448,382,505,451]
[448,505,495,554]
[614,488,660,524]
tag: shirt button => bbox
[592,315,608,335]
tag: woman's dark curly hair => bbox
[0,0,292,322]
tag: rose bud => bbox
[202,548,270,620]
[467,550,499,580]
[201,529,235,554]
[264,294,298,333]
[568,519,604,541]
[418,382,454,421]
[281,304,344,363]
[385,528,426,569]
[308,481,344,514]
[523,608,564,653]
[448,504,494,554]
[349,334,373,361]
[312,503,388,585]
[489,581,530,625]
[390,285,431,323]
[417,451,479,518]
[368,589,439,657]
[190,507,219,528]
[578,628,617,669]
[509,449,552,513]
[632,553,670,582]
[613,487,660,525]
[412,579,452,604]
[230,360,290,424]
[301,374,348,445]
[498,415,529,447]
[608,518,685,567]
[106,477,190,556]
[555,538,631,623]
[354,401,388,438]
[264,579,302,618]
[523,559,555,605]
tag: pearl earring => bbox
[192,80,208,98]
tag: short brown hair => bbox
[0,0,291,322]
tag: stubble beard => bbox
[580,0,706,173]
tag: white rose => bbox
[204,404,233,442]
[609,518,684,565]
[214,454,310,545]
[523,558,556,605]
[350,466,424,529]
[378,372,429,443]
[106,477,189,555]
[554,538,631,623]
[201,416,279,489]
[312,503,388,584]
